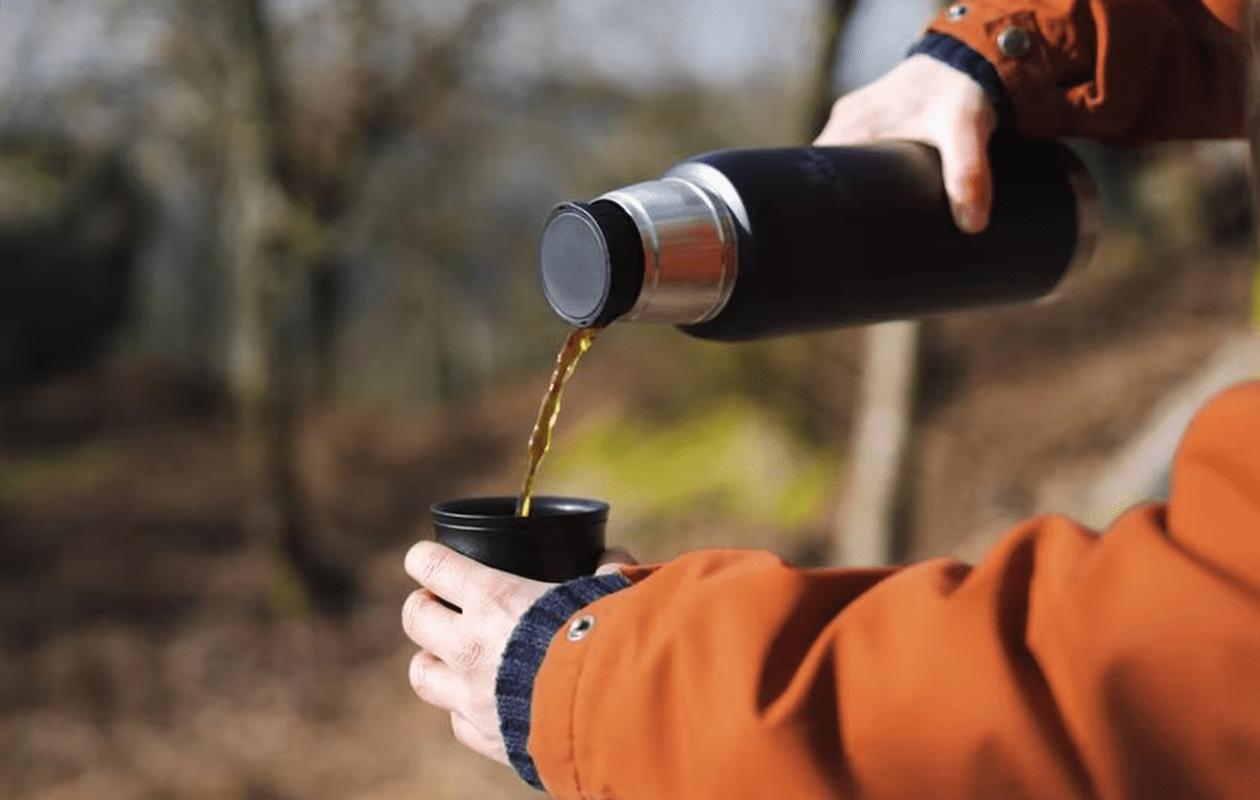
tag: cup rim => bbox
[431,496,609,529]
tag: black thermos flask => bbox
[536,136,1100,340]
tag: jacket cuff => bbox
[495,572,632,791]
[907,33,1014,131]
[923,0,1076,136]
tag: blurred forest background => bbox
[1,0,1256,798]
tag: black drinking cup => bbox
[431,496,608,583]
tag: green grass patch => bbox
[0,443,119,501]
[543,399,837,537]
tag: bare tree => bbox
[809,0,921,567]
[806,0,862,139]
[836,321,919,565]
[155,0,543,613]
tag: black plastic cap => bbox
[537,200,643,327]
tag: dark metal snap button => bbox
[947,4,968,21]
[567,614,595,642]
[996,25,1032,58]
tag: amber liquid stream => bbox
[516,326,602,516]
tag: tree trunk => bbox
[835,320,920,566]
[219,0,357,614]
[808,0,921,567]
[806,0,862,140]
[219,0,281,540]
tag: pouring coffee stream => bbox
[516,326,602,516]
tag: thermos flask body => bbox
[537,136,1100,341]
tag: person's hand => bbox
[402,542,637,764]
[814,54,997,233]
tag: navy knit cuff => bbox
[908,33,1014,130]
[495,573,632,791]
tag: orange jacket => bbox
[925,0,1247,141]
[521,3,1257,798]
[530,383,1260,799]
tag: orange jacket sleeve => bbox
[923,0,1248,142]
[527,381,1260,799]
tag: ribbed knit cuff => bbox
[495,573,632,791]
[908,32,1015,130]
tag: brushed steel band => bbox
[597,175,738,325]
[664,161,752,233]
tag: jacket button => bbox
[947,4,967,21]
[996,25,1032,58]
[567,614,595,641]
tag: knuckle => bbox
[452,637,487,671]
[825,103,857,126]
[405,541,431,576]
[409,652,432,698]
[415,542,451,585]
[827,119,876,145]
[474,582,515,615]
[831,89,869,113]
[402,591,426,638]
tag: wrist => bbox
[907,33,1013,130]
[495,572,632,790]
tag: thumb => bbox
[595,546,638,576]
[938,121,994,234]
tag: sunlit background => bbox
[1,0,1255,797]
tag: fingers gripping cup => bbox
[431,496,608,583]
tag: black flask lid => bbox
[538,200,643,327]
